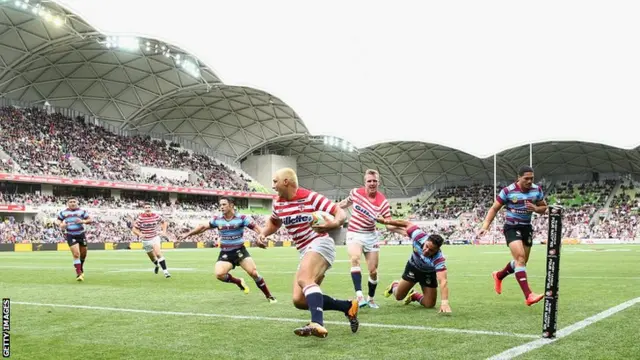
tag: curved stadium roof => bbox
[0,1,308,161]
[251,136,640,198]
[1,1,639,199]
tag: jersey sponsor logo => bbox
[354,204,374,219]
[219,225,240,231]
[282,214,313,226]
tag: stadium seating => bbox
[388,179,639,242]
[412,184,494,220]
[0,193,290,244]
[596,180,639,240]
[0,106,267,193]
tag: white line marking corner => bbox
[487,296,640,360]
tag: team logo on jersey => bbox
[511,195,519,203]
[282,214,313,226]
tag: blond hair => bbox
[276,167,298,186]
[364,169,379,180]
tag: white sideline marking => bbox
[486,296,640,360]
[107,268,196,273]
[13,301,538,339]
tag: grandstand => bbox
[0,0,639,244]
[1,2,640,360]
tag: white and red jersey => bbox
[134,212,165,240]
[271,187,338,251]
[346,187,391,233]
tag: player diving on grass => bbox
[257,168,359,338]
[56,197,93,281]
[477,165,547,306]
[132,202,171,278]
[376,216,451,313]
[338,169,406,309]
[180,196,276,303]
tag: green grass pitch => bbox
[1,245,639,360]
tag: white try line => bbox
[13,301,538,339]
[487,296,640,360]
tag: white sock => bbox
[356,290,364,298]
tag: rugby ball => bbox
[311,211,334,225]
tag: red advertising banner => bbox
[0,204,26,211]
[0,173,276,199]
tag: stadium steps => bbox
[68,155,92,175]
[589,180,621,225]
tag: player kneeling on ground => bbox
[376,216,451,313]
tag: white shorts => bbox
[346,231,380,253]
[142,236,161,253]
[297,236,336,270]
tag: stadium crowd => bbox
[0,191,291,244]
[0,106,257,192]
[1,108,638,246]
[2,178,639,244]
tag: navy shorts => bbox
[217,246,251,269]
[401,261,437,288]
[66,233,87,247]
[503,225,534,247]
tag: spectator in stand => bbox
[0,106,258,192]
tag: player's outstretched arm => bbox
[436,270,451,313]
[180,223,210,240]
[337,197,353,209]
[376,216,410,228]
[259,217,281,238]
[257,217,282,247]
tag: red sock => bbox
[411,292,424,303]
[515,269,532,298]
[223,274,242,286]
[497,260,515,280]
[74,263,82,275]
[255,277,273,298]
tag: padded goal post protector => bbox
[543,205,563,339]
